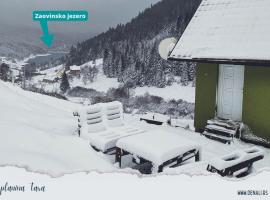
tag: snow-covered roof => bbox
[70,65,81,71]
[43,75,59,81]
[170,0,270,63]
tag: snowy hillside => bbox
[0,81,113,176]
[31,64,65,93]
[66,0,201,88]
[0,24,85,59]
[68,59,120,92]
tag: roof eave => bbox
[168,56,270,66]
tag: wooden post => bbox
[115,147,122,168]
[195,151,200,162]
[158,165,163,173]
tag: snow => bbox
[89,128,145,152]
[29,58,194,102]
[170,119,189,129]
[70,65,81,71]
[39,64,64,75]
[124,114,270,174]
[170,0,270,61]
[206,124,236,135]
[17,53,51,66]
[0,81,269,176]
[140,112,170,123]
[70,74,120,93]
[69,59,120,93]
[0,81,114,176]
[134,83,195,102]
[30,65,65,93]
[0,57,24,76]
[117,130,201,166]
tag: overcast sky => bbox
[0,0,161,35]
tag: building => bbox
[169,0,270,142]
[42,75,61,83]
[69,65,81,76]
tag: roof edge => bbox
[168,57,270,66]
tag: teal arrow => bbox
[40,21,54,47]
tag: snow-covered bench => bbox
[115,130,201,174]
[75,101,145,154]
[207,147,264,177]
[140,113,169,125]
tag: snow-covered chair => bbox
[105,101,124,128]
[207,147,264,177]
[88,101,145,153]
[78,103,108,138]
[115,130,201,174]
[75,101,145,154]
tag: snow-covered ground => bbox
[0,81,114,176]
[134,83,195,103]
[0,81,269,177]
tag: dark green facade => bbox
[195,63,270,140]
[194,63,218,132]
[242,66,270,140]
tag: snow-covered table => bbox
[116,130,201,173]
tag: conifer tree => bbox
[60,72,70,93]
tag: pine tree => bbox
[60,72,70,93]
[65,0,202,87]
[0,63,10,82]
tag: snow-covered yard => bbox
[134,83,195,103]
[0,81,269,177]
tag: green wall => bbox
[194,63,219,132]
[242,66,270,140]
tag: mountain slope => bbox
[66,0,201,87]
[0,24,91,59]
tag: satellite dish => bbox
[158,37,177,60]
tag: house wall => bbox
[194,63,219,132]
[194,63,270,140]
[242,66,270,140]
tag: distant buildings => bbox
[68,65,81,76]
